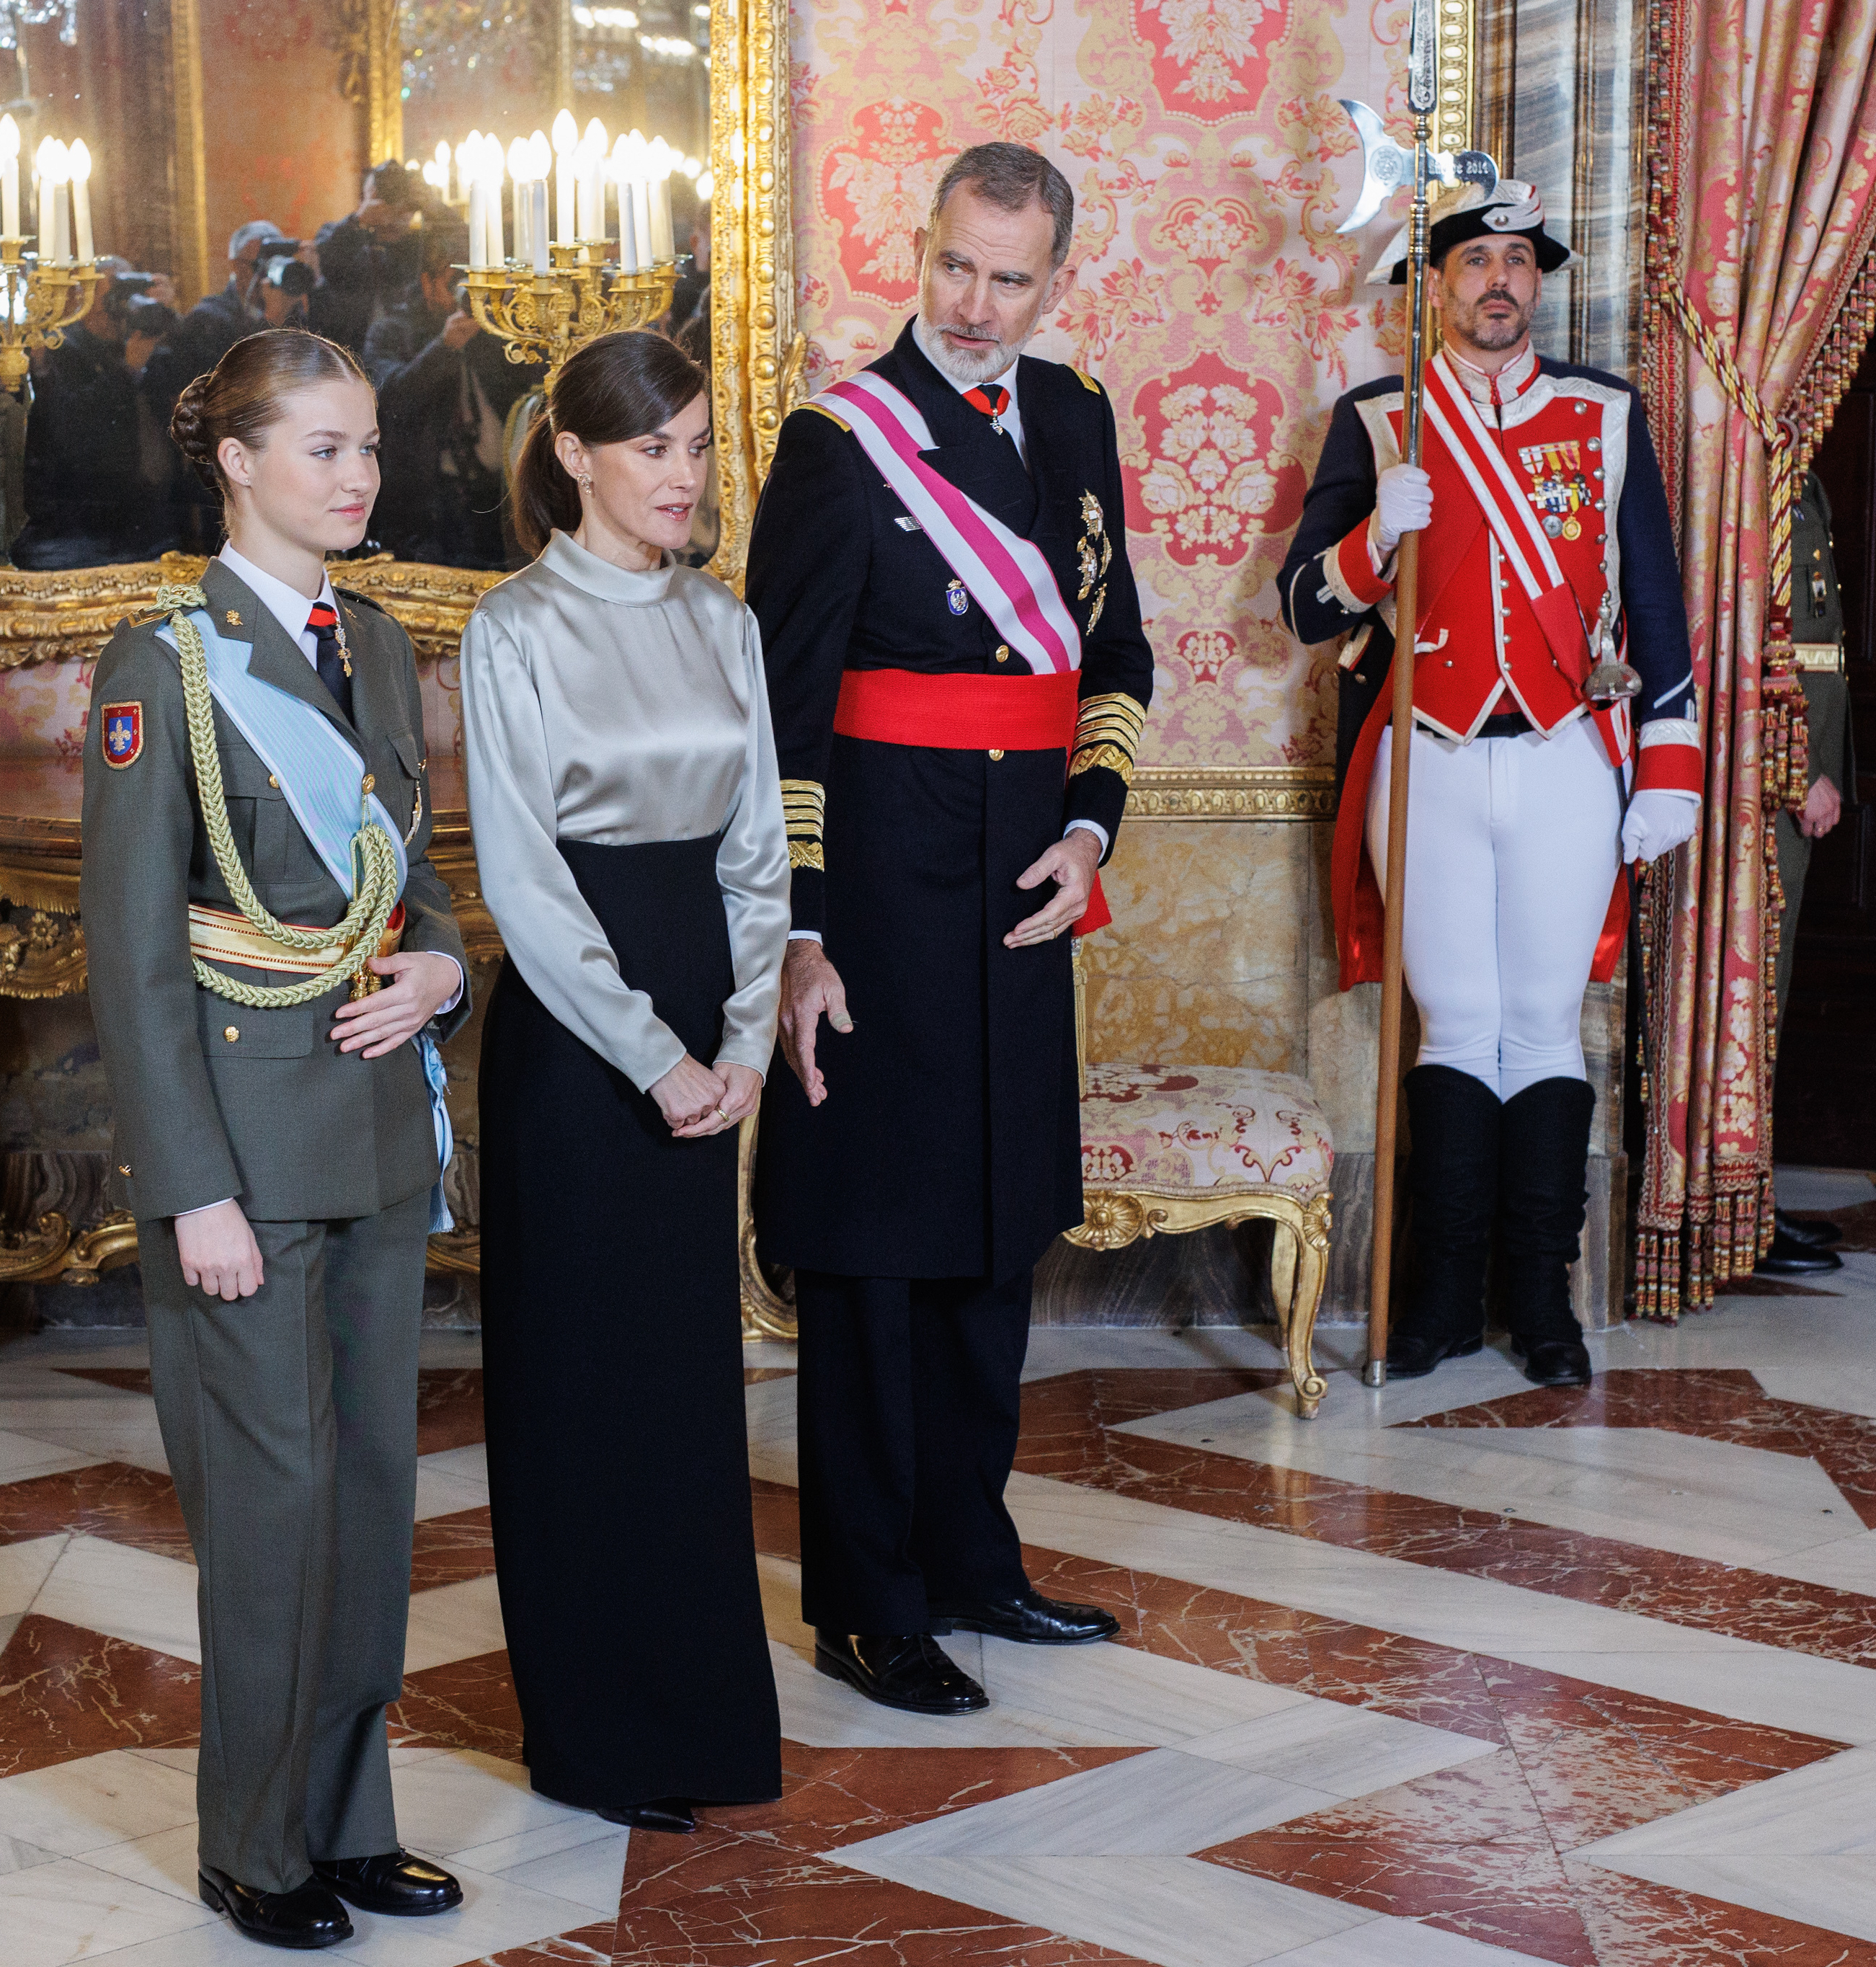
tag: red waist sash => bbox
[830,667,1109,936]
[833,667,1079,748]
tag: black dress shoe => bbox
[198,1865,354,1950]
[928,1587,1120,1646]
[1757,1226,1845,1276]
[311,1849,463,1917]
[1384,1330,1484,1380]
[597,1798,696,1834]
[1509,1334,1593,1387]
[1774,1208,1845,1251]
[815,1630,989,1715]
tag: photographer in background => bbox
[311,161,430,358]
[14,260,171,568]
[372,222,542,568]
[256,244,316,328]
[142,220,293,551]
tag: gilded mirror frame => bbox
[0,0,793,675]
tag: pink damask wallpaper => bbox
[789,0,1412,772]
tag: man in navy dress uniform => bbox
[749,143,1154,1714]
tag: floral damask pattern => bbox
[790,0,1408,771]
[1080,1064,1333,1193]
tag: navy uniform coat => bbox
[749,318,1153,1282]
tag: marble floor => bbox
[4,1168,1876,1963]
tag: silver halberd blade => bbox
[1335,97,1501,236]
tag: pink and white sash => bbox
[1421,353,1594,680]
[817,372,1083,675]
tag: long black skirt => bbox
[479,835,781,1811]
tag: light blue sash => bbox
[161,606,455,1232]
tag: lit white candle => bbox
[0,117,19,239]
[623,133,652,272]
[68,140,92,260]
[32,137,48,250]
[646,138,675,262]
[45,142,69,262]
[552,109,577,246]
[468,179,488,269]
[530,181,549,273]
[483,140,505,265]
[507,137,532,264]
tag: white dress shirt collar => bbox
[217,541,339,667]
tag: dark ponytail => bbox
[510,329,708,556]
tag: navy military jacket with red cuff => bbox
[1278,352,1700,799]
[744,316,1155,1282]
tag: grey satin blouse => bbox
[461,529,791,1093]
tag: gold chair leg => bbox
[1280,1214,1329,1419]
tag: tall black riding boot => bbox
[1387,1065,1503,1379]
[1498,1076,1596,1387]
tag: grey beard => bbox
[915,313,1013,388]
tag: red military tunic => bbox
[1284,345,1702,987]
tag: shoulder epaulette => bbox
[795,399,852,432]
[1068,366,1104,395]
[333,587,391,617]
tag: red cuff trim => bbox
[1335,521,1392,608]
[1635,742,1703,796]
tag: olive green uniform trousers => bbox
[138,1189,431,1894]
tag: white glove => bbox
[1621,789,1700,865]
[1374,463,1433,552]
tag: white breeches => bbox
[1366,715,1623,1101]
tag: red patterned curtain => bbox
[1637,0,1876,1316]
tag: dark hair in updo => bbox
[510,330,708,556]
[170,328,371,499]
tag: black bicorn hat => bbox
[1369,179,1573,286]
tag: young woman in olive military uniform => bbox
[82,329,469,1952]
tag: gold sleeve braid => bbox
[781,778,826,871]
[1068,692,1147,785]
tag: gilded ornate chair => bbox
[1068,954,1333,1416]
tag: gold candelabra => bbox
[460,243,678,381]
[0,237,104,394]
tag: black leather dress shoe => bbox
[815,1630,989,1714]
[311,1849,463,1917]
[1510,1335,1593,1387]
[597,1799,696,1834]
[928,1587,1120,1646]
[198,1865,353,1950]
[1756,1225,1844,1276]
[1384,1331,1484,1380]
[1776,1207,1844,1248]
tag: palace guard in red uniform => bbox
[749,143,1154,1715]
[1280,182,1703,1387]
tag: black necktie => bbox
[307,600,353,724]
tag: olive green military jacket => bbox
[81,556,471,1224]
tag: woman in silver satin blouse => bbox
[461,332,788,1834]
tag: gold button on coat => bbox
[223,1026,239,1043]
[118,1164,131,1177]
[268,774,278,788]
[995,644,1010,662]
[988,748,1005,761]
